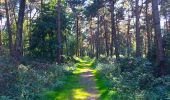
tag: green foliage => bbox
[0,58,74,100]
[73,56,96,68]
[84,0,104,18]
[163,32,170,56]
[29,2,71,61]
[95,58,170,100]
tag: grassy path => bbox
[43,57,99,100]
[78,68,99,100]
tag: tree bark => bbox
[110,1,120,60]
[152,0,164,64]
[146,0,151,57]
[0,19,2,53]
[103,18,109,57]
[96,14,100,59]
[76,15,79,57]
[89,18,93,57]
[102,8,109,57]
[56,0,62,64]
[5,0,13,59]
[126,10,131,58]
[135,0,141,57]
[15,0,26,61]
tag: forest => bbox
[0,0,170,100]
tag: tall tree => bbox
[103,9,109,57]
[56,0,62,64]
[76,14,80,57]
[0,0,1,53]
[5,0,13,58]
[152,0,164,64]
[15,0,26,61]
[135,0,141,57]
[110,0,120,60]
[96,14,100,59]
[145,0,152,57]
[126,8,132,58]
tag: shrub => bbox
[0,60,74,100]
[95,58,170,99]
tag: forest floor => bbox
[44,58,99,100]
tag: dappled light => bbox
[0,0,170,99]
[43,57,99,100]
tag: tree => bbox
[145,0,152,57]
[103,8,109,57]
[110,0,120,60]
[135,0,141,57]
[152,0,164,65]
[15,0,26,61]
[126,8,132,58]
[0,13,2,53]
[96,14,100,59]
[56,0,62,64]
[5,0,14,59]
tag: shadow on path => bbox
[43,67,99,100]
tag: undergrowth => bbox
[0,57,74,100]
[94,58,170,100]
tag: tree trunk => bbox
[80,27,83,57]
[146,0,151,57]
[103,8,109,57]
[56,0,62,64]
[135,0,141,57]
[0,19,2,53]
[152,0,164,64]
[29,4,32,40]
[15,0,26,61]
[76,15,79,57]
[89,18,93,57]
[96,14,100,59]
[165,15,169,33]
[110,1,120,60]
[5,0,13,59]
[126,10,131,58]
[103,19,109,57]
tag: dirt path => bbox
[43,67,100,100]
[78,68,99,100]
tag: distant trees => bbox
[0,0,169,68]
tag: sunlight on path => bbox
[43,57,99,100]
[78,68,99,100]
[44,65,99,100]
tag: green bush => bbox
[0,60,74,100]
[95,58,170,100]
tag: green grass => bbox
[93,70,120,100]
[42,56,97,100]
[74,57,120,100]
[43,75,82,100]
[42,70,93,100]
